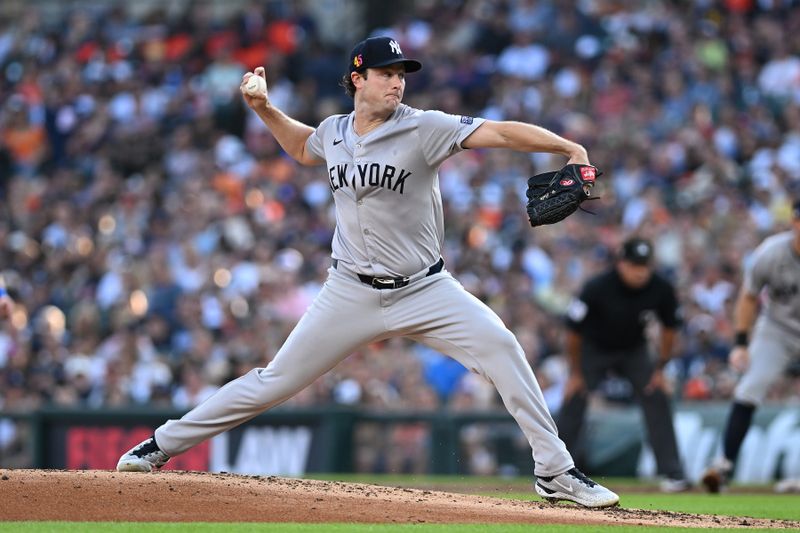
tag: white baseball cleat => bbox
[535,468,620,508]
[116,436,170,472]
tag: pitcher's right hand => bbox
[241,66,268,108]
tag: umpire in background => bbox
[557,237,689,492]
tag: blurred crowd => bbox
[2,0,800,469]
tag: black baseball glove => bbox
[525,164,599,227]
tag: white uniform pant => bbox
[155,267,573,476]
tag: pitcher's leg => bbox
[156,272,386,456]
[396,275,572,477]
[418,329,572,476]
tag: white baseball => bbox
[245,75,266,96]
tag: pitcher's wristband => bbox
[734,331,748,347]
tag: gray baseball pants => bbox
[155,266,574,476]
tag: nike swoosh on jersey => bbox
[333,139,343,145]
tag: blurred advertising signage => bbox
[66,426,209,471]
[638,408,800,483]
[46,418,321,475]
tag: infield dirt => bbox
[0,469,797,528]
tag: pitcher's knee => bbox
[483,328,525,359]
[245,367,301,406]
[474,326,522,353]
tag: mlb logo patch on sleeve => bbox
[460,116,474,124]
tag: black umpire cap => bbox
[349,36,422,73]
[620,237,654,265]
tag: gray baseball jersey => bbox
[742,231,800,334]
[736,231,800,404]
[154,104,574,477]
[305,104,483,277]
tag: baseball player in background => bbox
[702,199,800,493]
[559,238,689,492]
[117,36,619,508]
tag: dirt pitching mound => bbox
[0,469,796,528]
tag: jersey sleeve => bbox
[418,110,485,167]
[305,116,336,161]
[742,241,772,296]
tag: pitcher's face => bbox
[354,64,406,113]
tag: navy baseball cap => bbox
[621,237,654,265]
[349,36,422,74]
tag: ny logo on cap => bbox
[389,40,402,55]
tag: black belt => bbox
[332,257,444,290]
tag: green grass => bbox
[604,493,800,521]
[502,491,800,521]
[309,473,800,521]
[0,524,793,533]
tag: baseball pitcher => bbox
[117,36,618,508]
